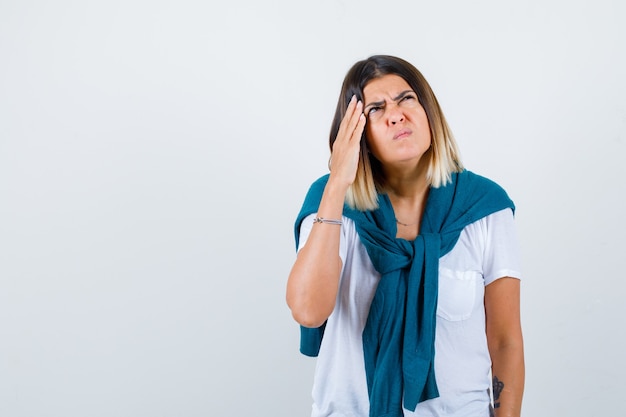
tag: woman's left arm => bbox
[485,277,525,417]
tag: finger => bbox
[337,96,361,137]
[338,100,364,141]
[350,112,366,142]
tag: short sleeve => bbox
[482,208,522,285]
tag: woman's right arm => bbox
[286,96,366,328]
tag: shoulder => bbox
[456,170,515,213]
[294,174,331,249]
[310,174,330,193]
[458,170,507,194]
[302,174,330,206]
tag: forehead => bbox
[363,74,412,100]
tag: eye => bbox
[367,106,381,116]
[400,94,417,102]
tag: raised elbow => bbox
[287,295,333,328]
[290,308,329,329]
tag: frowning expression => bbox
[363,74,431,167]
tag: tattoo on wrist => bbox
[492,375,504,409]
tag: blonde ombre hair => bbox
[329,55,463,211]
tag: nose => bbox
[387,104,405,125]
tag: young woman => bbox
[287,55,524,417]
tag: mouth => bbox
[393,129,412,140]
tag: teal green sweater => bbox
[294,170,515,417]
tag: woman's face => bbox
[362,74,431,168]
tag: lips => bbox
[393,129,412,140]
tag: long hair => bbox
[329,55,463,211]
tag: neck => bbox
[383,161,429,200]
[383,166,430,239]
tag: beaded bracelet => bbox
[313,217,342,225]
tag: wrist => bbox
[325,174,351,195]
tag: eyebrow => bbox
[364,90,415,111]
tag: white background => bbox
[1,1,624,416]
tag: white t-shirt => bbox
[297,208,522,417]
